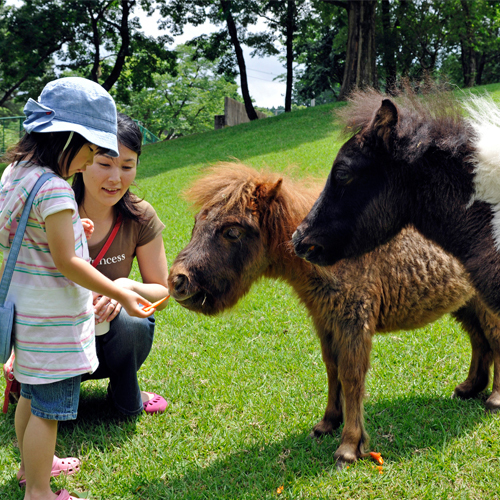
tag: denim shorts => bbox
[20,376,81,421]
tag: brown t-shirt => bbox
[87,199,165,281]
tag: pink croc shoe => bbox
[142,392,168,414]
[55,489,89,500]
[19,455,81,487]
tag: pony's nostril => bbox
[304,243,323,262]
[173,274,189,296]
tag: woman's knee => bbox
[105,310,155,358]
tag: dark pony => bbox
[293,88,500,317]
[169,162,500,466]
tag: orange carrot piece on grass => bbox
[369,451,384,465]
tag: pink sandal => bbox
[19,455,81,487]
[142,392,168,414]
[55,489,88,500]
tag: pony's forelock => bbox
[184,162,322,234]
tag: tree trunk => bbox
[220,0,258,121]
[284,0,296,112]
[459,0,478,88]
[460,43,478,87]
[338,0,377,101]
[102,0,134,90]
[88,6,102,83]
[476,52,486,86]
[380,0,397,93]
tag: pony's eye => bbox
[223,227,243,241]
[335,169,353,185]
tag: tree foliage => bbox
[0,0,176,112]
[157,0,262,119]
[120,44,239,139]
[293,1,346,103]
[0,0,77,109]
[2,0,500,131]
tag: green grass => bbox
[2,86,500,499]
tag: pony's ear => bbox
[266,178,283,204]
[254,178,283,208]
[373,99,398,148]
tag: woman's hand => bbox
[93,292,122,324]
[92,278,150,323]
[81,218,94,240]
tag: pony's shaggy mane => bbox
[337,88,474,163]
[184,162,322,259]
[185,162,321,228]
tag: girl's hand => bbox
[81,218,95,240]
[119,289,154,318]
[93,293,122,324]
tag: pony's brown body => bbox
[169,163,500,466]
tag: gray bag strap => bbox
[0,172,57,305]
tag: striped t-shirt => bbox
[0,162,97,384]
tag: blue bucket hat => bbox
[23,77,119,157]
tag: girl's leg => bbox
[16,378,80,499]
[15,396,33,481]
[22,414,58,500]
[82,310,155,415]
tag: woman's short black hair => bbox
[4,131,93,178]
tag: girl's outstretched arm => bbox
[45,209,153,318]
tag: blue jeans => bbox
[21,376,81,421]
[81,309,155,416]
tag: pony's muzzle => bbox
[170,273,191,301]
[292,228,324,262]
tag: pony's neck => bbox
[263,208,319,286]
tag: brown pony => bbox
[168,162,500,467]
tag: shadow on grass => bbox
[117,394,488,499]
[0,392,489,498]
[0,382,139,499]
[58,382,140,451]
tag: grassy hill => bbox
[1,84,500,499]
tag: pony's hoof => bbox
[311,417,341,438]
[335,458,350,471]
[334,445,358,467]
[485,392,500,412]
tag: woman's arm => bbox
[122,234,170,309]
[45,209,153,318]
[94,234,170,323]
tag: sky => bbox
[137,10,288,109]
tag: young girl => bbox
[0,77,153,500]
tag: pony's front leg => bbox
[486,352,500,411]
[312,336,343,436]
[452,301,492,399]
[458,299,500,410]
[334,335,372,466]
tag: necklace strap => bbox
[91,214,122,268]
